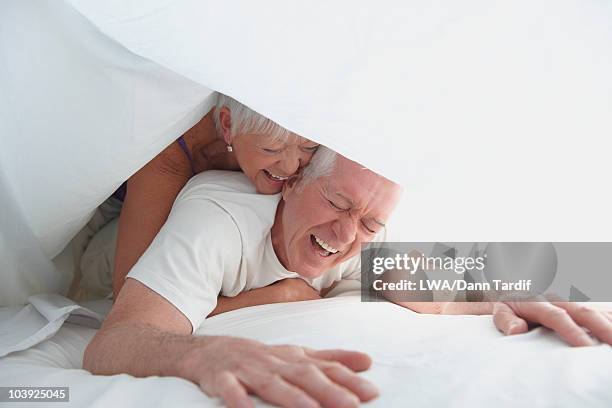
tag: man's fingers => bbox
[212,371,253,408]
[277,363,359,408]
[237,369,319,408]
[314,361,379,402]
[492,302,528,335]
[552,303,612,345]
[510,302,594,347]
[303,349,372,372]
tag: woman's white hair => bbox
[298,146,337,188]
[214,92,337,187]
[213,93,294,142]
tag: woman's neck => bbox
[182,109,240,173]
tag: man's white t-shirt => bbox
[127,171,368,332]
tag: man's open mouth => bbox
[310,234,339,257]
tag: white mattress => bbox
[1,295,611,407]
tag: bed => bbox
[1,295,611,407]
[2,1,612,406]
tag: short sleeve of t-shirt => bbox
[127,196,241,333]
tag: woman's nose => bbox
[278,149,301,175]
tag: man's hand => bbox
[178,336,378,408]
[394,295,612,347]
[85,279,377,408]
[493,301,612,347]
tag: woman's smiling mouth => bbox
[263,169,289,181]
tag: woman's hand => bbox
[271,278,321,303]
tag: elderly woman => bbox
[78,93,322,314]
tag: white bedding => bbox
[1,295,611,407]
[4,0,612,311]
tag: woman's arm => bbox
[112,143,192,298]
[209,279,321,317]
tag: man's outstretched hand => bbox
[177,336,379,408]
[493,301,612,347]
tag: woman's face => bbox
[232,133,319,194]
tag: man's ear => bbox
[282,175,300,200]
[218,106,233,145]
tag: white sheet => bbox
[66,0,612,242]
[0,0,214,306]
[1,296,610,407]
[0,295,104,358]
[3,0,612,308]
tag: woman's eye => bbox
[301,145,320,153]
[262,148,282,154]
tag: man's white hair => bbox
[298,146,337,188]
[213,93,294,142]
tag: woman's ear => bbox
[218,106,233,145]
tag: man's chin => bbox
[292,243,345,278]
[295,265,327,279]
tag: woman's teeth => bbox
[313,234,339,255]
[264,169,288,181]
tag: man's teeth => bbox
[265,170,288,181]
[314,235,339,254]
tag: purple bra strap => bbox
[177,136,196,176]
[112,135,196,202]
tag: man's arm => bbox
[84,278,378,408]
[391,298,612,347]
[85,278,197,377]
[392,301,493,315]
[375,246,612,346]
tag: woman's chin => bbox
[255,184,282,195]
[254,170,288,194]
[255,178,284,194]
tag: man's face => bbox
[273,156,402,278]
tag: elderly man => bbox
[84,147,401,408]
[84,147,612,408]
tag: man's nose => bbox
[277,149,301,176]
[333,214,358,246]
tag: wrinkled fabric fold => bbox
[0,294,103,358]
